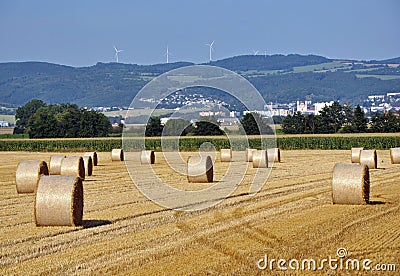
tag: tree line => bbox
[15,99,111,138]
[145,113,273,136]
[282,101,400,134]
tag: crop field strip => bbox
[0,150,399,274]
[2,134,400,151]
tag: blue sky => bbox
[0,0,399,67]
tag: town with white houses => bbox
[78,91,400,128]
[2,89,399,129]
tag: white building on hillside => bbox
[0,121,9,127]
[296,100,311,113]
[243,110,271,117]
[314,101,334,115]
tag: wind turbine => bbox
[165,45,171,63]
[113,46,124,63]
[264,50,267,58]
[252,50,259,56]
[205,40,214,62]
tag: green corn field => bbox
[1,136,400,152]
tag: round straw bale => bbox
[82,156,93,176]
[141,150,155,164]
[187,155,213,183]
[220,149,232,162]
[351,147,363,163]
[84,152,98,166]
[252,150,268,168]
[111,149,124,161]
[49,155,65,175]
[16,161,49,194]
[60,156,85,179]
[245,148,255,162]
[267,148,281,162]
[359,149,377,169]
[332,163,369,205]
[34,176,83,226]
[390,147,400,164]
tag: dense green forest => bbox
[14,99,111,138]
[0,54,399,108]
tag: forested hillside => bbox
[0,54,399,107]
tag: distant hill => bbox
[0,62,74,82]
[0,54,399,107]
[208,54,331,71]
[0,61,193,107]
[369,57,400,64]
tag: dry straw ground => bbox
[0,150,399,275]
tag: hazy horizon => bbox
[1,53,399,68]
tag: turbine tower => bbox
[165,46,170,63]
[206,40,214,62]
[113,46,124,63]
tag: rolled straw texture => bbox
[220,149,232,162]
[245,148,256,162]
[60,156,85,179]
[111,149,124,161]
[16,161,49,194]
[34,176,83,226]
[141,150,155,164]
[332,163,369,205]
[359,149,377,169]
[267,148,281,162]
[390,147,400,164]
[252,150,268,168]
[49,155,65,175]
[84,152,98,166]
[82,156,93,177]
[187,155,213,183]
[351,147,363,163]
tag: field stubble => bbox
[0,150,399,275]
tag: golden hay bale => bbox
[359,149,377,169]
[267,148,281,162]
[220,149,232,162]
[49,155,65,175]
[351,147,363,163]
[15,161,49,194]
[187,156,213,183]
[60,156,85,179]
[82,156,93,177]
[141,150,155,164]
[111,149,124,161]
[252,150,268,168]
[390,147,400,164]
[34,176,83,226]
[245,148,256,162]
[84,152,98,166]
[332,163,369,205]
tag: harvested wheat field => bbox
[0,150,399,275]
